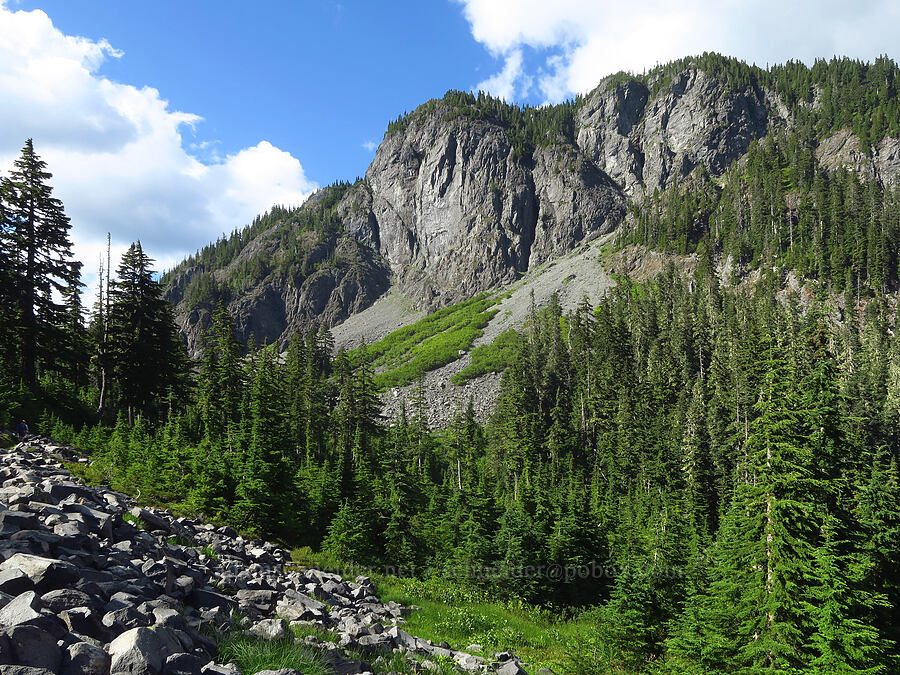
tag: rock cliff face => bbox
[360,103,629,307]
[816,130,900,186]
[164,61,900,354]
[576,70,774,199]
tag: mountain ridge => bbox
[162,53,900,357]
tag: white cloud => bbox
[362,140,378,152]
[0,2,318,298]
[475,48,525,100]
[457,0,900,102]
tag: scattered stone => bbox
[246,618,290,641]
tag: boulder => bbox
[0,592,42,627]
[0,571,31,597]
[108,627,167,675]
[497,661,528,675]
[0,554,78,592]
[39,588,94,614]
[246,618,290,641]
[130,508,171,534]
[198,664,241,675]
[0,511,39,536]
[3,624,62,670]
[162,653,206,675]
[188,589,235,613]
[61,641,111,675]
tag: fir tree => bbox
[0,139,82,392]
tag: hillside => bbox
[164,54,900,359]
[10,53,900,672]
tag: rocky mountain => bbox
[163,54,900,356]
[0,437,528,674]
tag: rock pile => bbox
[0,438,530,675]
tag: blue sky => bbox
[1,0,898,288]
[11,1,498,184]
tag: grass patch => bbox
[350,293,499,391]
[290,546,360,576]
[372,575,600,673]
[216,634,329,675]
[200,544,219,560]
[121,511,144,529]
[450,329,523,384]
[291,623,339,644]
[166,533,196,547]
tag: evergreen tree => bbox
[106,242,189,422]
[0,139,82,392]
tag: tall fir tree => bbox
[106,242,189,422]
[0,139,82,392]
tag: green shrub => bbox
[451,329,523,384]
[350,294,500,391]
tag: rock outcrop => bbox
[575,69,774,199]
[0,438,529,674]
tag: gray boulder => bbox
[108,627,166,675]
[246,618,290,641]
[40,588,94,614]
[0,554,78,592]
[3,625,62,671]
[61,641,111,675]
[198,664,241,675]
[0,571,31,597]
[162,653,206,675]
[0,592,41,627]
[497,660,528,675]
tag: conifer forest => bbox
[3,56,900,673]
